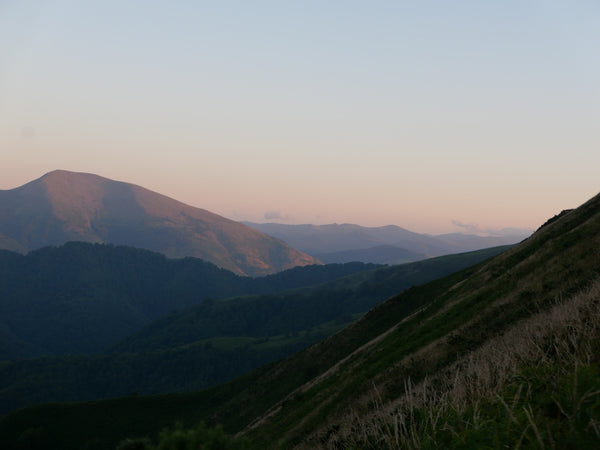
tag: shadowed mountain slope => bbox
[0,246,505,415]
[1,194,598,449]
[0,170,318,276]
[0,242,372,359]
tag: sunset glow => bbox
[1,1,598,234]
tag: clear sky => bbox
[1,1,598,234]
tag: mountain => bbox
[314,244,427,264]
[433,231,531,251]
[0,242,372,359]
[0,170,319,276]
[2,193,597,449]
[243,221,530,261]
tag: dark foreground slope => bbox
[0,170,319,276]
[1,194,599,449]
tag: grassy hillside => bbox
[1,194,598,449]
[240,199,600,448]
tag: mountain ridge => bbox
[243,221,530,259]
[314,244,428,265]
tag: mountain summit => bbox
[0,170,319,276]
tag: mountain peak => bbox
[39,169,109,184]
[0,171,319,276]
[42,168,86,177]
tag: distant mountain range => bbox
[0,170,318,276]
[243,222,531,263]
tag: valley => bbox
[0,243,505,416]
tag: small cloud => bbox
[451,219,493,235]
[451,220,533,237]
[264,210,290,221]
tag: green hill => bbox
[1,193,599,449]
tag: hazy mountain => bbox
[4,193,597,449]
[314,244,428,264]
[243,221,531,260]
[433,231,529,251]
[0,170,319,276]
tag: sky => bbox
[1,1,598,234]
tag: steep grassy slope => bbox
[0,170,319,276]
[322,279,600,448]
[240,198,600,448]
[0,194,598,449]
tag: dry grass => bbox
[301,278,600,449]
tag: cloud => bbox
[451,220,534,237]
[451,220,492,235]
[264,210,290,221]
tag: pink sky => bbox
[2,2,599,234]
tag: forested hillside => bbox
[0,245,507,415]
[0,242,375,359]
